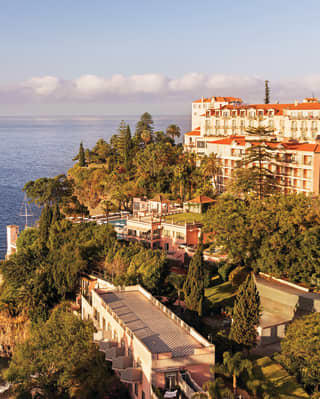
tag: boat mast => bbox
[19,194,33,228]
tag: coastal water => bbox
[0,115,190,259]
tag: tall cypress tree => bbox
[39,204,53,247]
[183,243,205,317]
[230,274,261,350]
[79,142,85,167]
[264,80,270,104]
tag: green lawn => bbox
[256,357,309,398]
[205,281,237,307]
[164,212,204,225]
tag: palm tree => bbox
[214,352,253,398]
[166,124,181,141]
[168,273,185,310]
[205,376,232,399]
[201,153,221,189]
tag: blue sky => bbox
[1,0,320,115]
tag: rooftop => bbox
[97,288,203,357]
[188,195,216,204]
[208,136,320,153]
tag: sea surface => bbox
[0,115,190,259]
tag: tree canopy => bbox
[276,312,320,392]
[4,303,122,399]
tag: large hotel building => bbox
[184,96,320,195]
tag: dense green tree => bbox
[126,248,166,294]
[23,174,73,206]
[91,138,113,164]
[39,204,53,247]
[166,124,181,141]
[230,274,261,350]
[79,142,85,167]
[205,376,232,399]
[5,303,114,398]
[135,112,154,138]
[183,244,205,317]
[275,312,320,392]
[214,352,253,398]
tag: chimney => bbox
[201,96,204,103]
[6,225,19,259]
[294,100,298,106]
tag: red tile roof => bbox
[287,103,320,110]
[185,130,201,136]
[193,96,242,103]
[208,136,320,153]
[188,195,216,204]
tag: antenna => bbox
[19,194,33,228]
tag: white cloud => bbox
[2,73,320,105]
[24,76,60,95]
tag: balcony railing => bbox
[120,367,142,384]
[104,346,125,361]
[112,355,133,370]
[178,371,203,399]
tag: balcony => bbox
[178,370,202,399]
[112,355,133,370]
[104,346,125,361]
[120,367,142,384]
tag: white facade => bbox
[187,97,320,153]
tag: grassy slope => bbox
[205,281,237,305]
[256,357,309,398]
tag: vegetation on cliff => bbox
[68,113,218,212]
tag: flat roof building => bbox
[82,282,214,399]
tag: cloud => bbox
[1,73,320,105]
[24,76,60,95]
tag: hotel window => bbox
[232,111,237,117]
[142,393,145,399]
[232,119,236,127]
[241,111,246,117]
[240,120,245,127]
[304,155,312,166]
[134,384,138,396]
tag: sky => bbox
[1,0,320,115]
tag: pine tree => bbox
[183,243,205,317]
[79,142,85,167]
[116,121,132,169]
[230,274,261,350]
[264,80,270,104]
[135,112,154,147]
[240,127,277,198]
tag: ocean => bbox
[0,115,190,259]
